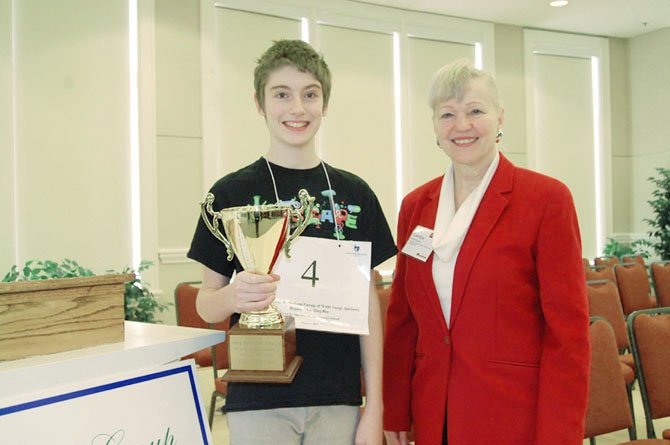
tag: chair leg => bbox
[208,392,217,427]
[643,394,657,438]
[626,383,637,440]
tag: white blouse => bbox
[431,151,500,327]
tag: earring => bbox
[436,138,441,147]
[496,129,503,144]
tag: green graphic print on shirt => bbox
[251,188,361,240]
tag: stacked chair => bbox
[623,255,647,268]
[208,319,231,427]
[586,264,618,285]
[368,270,399,444]
[615,262,657,316]
[174,281,231,426]
[373,269,392,333]
[627,307,670,440]
[595,255,621,268]
[586,252,670,442]
[586,280,636,373]
[585,317,670,444]
[175,281,217,366]
[586,280,637,429]
[584,318,637,443]
[651,261,670,307]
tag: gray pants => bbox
[227,405,360,445]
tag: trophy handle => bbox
[283,189,315,258]
[200,193,235,261]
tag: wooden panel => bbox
[0,274,133,361]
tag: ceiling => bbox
[352,0,670,38]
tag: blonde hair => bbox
[428,59,501,112]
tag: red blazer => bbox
[383,154,590,445]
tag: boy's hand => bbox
[225,271,280,313]
[355,408,383,445]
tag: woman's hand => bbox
[383,430,410,445]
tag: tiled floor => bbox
[196,366,670,445]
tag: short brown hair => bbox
[254,39,332,111]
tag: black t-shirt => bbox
[187,157,397,412]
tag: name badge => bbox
[273,237,372,335]
[401,225,434,262]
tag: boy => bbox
[187,40,396,445]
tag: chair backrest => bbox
[623,255,647,268]
[378,286,391,334]
[372,268,392,337]
[586,280,628,349]
[584,317,633,438]
[174,282,229,368]
[175,281,208,329]
[651,261,670,308]
[585,265,617,285]
[628,308,670,439]
[372,269,383,287]
[211,319,231,372]
[595,256,620,267]
[615,262,655,315]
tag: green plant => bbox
[644,167,670,260]
[121,260,170,323]
[601,237,650,260]
[2,258,94,282]
[2,258,170,323]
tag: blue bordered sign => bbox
[0,360,212,444]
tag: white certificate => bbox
[273,236,372,335]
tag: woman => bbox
[382,60,590,445]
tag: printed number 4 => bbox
[301,260,319,287]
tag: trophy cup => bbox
[200,189,314,383]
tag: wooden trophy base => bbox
[223,355,303,384]
[223,316,302,384]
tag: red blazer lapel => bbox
[413,177,450,334]
[449,154,514,328]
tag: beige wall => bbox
[2,0,132,277]
[609,37,632,233]
[493,24,527,167]
[0,0,12,276]
[154,0,204,322]
[628,28,670,235]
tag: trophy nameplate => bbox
[224,317,303,383]
[200,189,314,384]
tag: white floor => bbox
[195,366,670,445]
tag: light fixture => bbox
[550,0,569,6]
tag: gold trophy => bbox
[200,189,314,383]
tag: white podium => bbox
[0,321,226,444]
